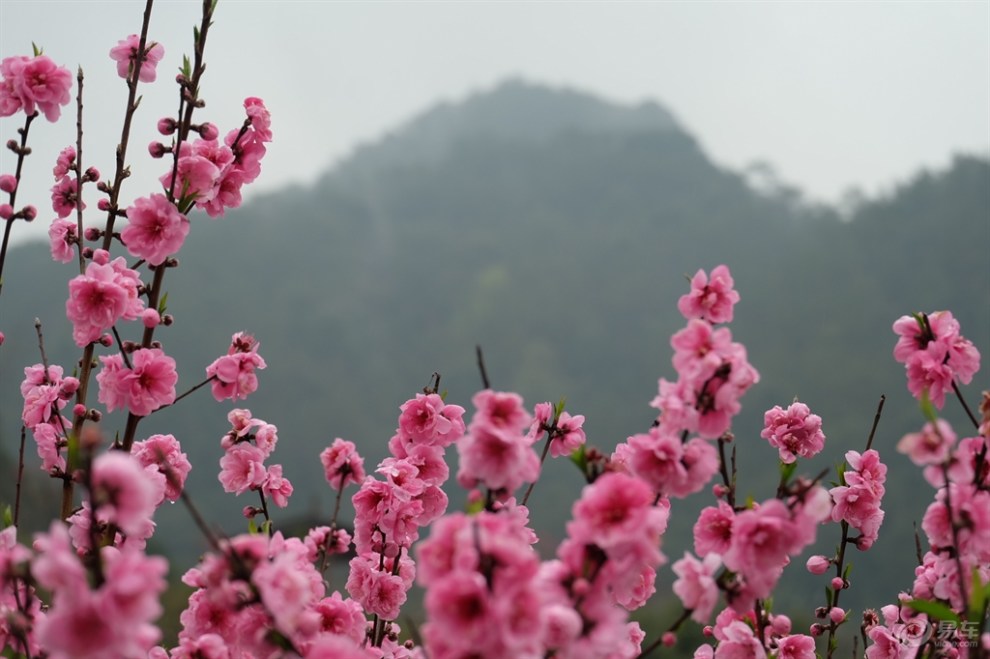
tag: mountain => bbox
[0,79,987,640]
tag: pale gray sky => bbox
[1,1,988,245]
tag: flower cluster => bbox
[97,347,178,417]
[893,311,980,409]
[651,267,759,439]
[65,249,145,346]
[158,97,272,217]
[829,449,887,550]
[205,332,267,401]
[761,401,826,464]
[218,409,292,508]
[0,52,73,121]
[457,389,540,494]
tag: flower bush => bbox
[0,1,987,657]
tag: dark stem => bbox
[150,374,217,413]
[941,462,969,621]
[0,112,37,297]
[14,426,26,526]
[476,344,491,389]
[635,607,693,659]
[825,520,851,659]
[75,66,86,274]
[951,380,980,430]
[521,428,554,506]
[864,395,885,452]
[257,488,272,535]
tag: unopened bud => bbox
[97,181,110,193]
[162,314,174,326]
[806,555,830,575]
[198,122,218,140]
[148,141,168,158]
[84,227,102,241]
[829,607,846,624]
[141,308,160,329]
[810,624,824,637]
[831,577,847,591]
[81,247,95,259]
[99,333,113,347]
[661,632,676,648]
[84,166,100,181]
[72,403,87,418]
[0,174,16,193]
[87,409,102,422]
[0,204,12,220]
[21,205,36,221]
[150,340,162,349]
[157,117,177,135]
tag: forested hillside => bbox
[1,80,986,633]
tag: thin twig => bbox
[75,66,86,275]
[0,112,37,297]
[14,426,26,527]
[476,344,491,389]
[864,395,885,452]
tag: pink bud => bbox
[84,166,100,181]
[855,536,874,551]
[771,614,792,636]
[141,308,160,329]
[662,632,676,648]
[73,404,87,418]
[157,117,176,135]
[199,122,218,140]
[0,204,12,219]
[712,484,729,497]
[148,141,168,158]
[829,607,846,624]
[21,205,37,221]
[810,623,824,637]
[0,174,16,193]
[99,334,113,347]
[0,331,4,346]
[92,249,110,265]
[84,227,101,241]
[60,377,80,397]
[242,506,258,518]
[702,626,714,637]
[97,198,111,211]
[831,577,846,591]
[806,555,830,575]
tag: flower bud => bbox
[157,117,177,135]
[84,166,100,181]
[84,227,102,241]
[162,314,174,326]
[702,626,714,637]
[829,607,846,624]
[831,577,846,591]
[72,403,87,419]
[198,122,219,140]
[0,331,4,346]
[0,204,12,220]
[92,249,110,265]
[87,409,102,422]
[60,377,80,397]
[141,308,161,329]
[148,141,168,158]
[6,139,18,151]
[662,632,676,648]
[81,247,95,259]
[97,198,111,212]
[21,205,36,221]
[806,555,830,575]
[0,174,16,193]
[810,624,824,637]
[712,484,729,498]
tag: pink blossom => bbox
[96,348,177,417]
[551,410,587,457]
[893,311,981,409]
[262,464,293,507]
[672,552,721,623]
[121,193,190,265]
[830,450,887,550]
[320,438,366,489]
[131,433,191,502]
[0,54,73,121]
[90,451,163,537]
[65,257,144,346]
[206,332,267,401]
[776,635,816,659]
[48,217,77,263]
[244,97,272,142]
[0,173,16,192]
[471,389,532,432]
[806,555,830,575]
[53,145,76,178]
[715,620,766,659]
[398,392,465,446]
[677,264,740,324]
[760,401,826,464]
[694,501,735,557]
[218,443,267,495]
[897,419,956,467]
[50,175,83,218]
[457,422,540,493]
[109,35,164,83]
[346,555,407,621]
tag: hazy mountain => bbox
[1,79,987,643]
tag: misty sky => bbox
[1,1,987,246]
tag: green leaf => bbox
[32,42,43,56]
[779,460,797,485]
[181,54,192,78]
[66,431,80,473]
[904,598,961,624]
[465,496,484,515]
[843,563,853,581]
[1,504,12,529]
[247,518,258,534]
[157,293,169,315]
[919,390,939,423]
[569,444,587,471]
[553,397,567,422]
[968,567,990,621]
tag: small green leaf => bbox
[569,444,587,471]
[904,598,961,624]
[32,42,43,56]
[919,390,939,423]
[969,567,989,621]
[157,293,169,315]
[553,397,567,422]
[181,54,192,78]
[842,562,853,581]
[779,460,797,484]
[66,431,80,473]
[248,518,258,534]
[465,496,484,515]
[2,504,12,529]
